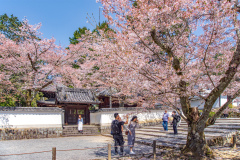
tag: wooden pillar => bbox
[153,140,156,160]
[110,96,112,108]
[233,135,237,149]
[108,143,111,160]
[109,87,112,108]
[52,147,56,160]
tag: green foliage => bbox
[0,13,22,41]
[133,1,138,8]
[228,104,234,109]
[31,92,43,107]
[209,111,215,117]
[68,85,74,88]
[72,63,80,69]
[92,21,112,34]
[69,22,113,45]
[88,48,94,51]
[92,66,100,70]
[69,27,89,44]
[0,96,16,106]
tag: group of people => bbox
[111,113,139,155]
[162,109,182,134]
[110,110,182,155]
[77,110,182,155]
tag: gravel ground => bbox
[0,136,157,160]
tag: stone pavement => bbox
[0,135,161,160]
[103,118,240,149]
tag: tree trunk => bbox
[182,122,213,160]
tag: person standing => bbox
[162,110,169,131]
[171,111,178,135]
[127,116,139,154]
[111,113,129,155]
[78,115,83,134]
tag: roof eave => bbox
[57,101,100,104]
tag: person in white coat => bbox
[78,115,83,134]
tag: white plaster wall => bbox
[90,110,173,127]
[233,101,240,107]
[190,99,205,109]
[191,96,228,110]
[0,112,62,128]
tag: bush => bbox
[209,111,215,117]
[228,104,234,109]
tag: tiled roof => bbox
[0,107,62,112]
[56,87,100,104]
[95,88,118,97]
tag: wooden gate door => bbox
[66,106,87,124]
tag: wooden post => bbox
[52,147,56,160]
[109,87,112,108]
[108,143,111,160]
[153,140,156,160]
[233,135,237,149]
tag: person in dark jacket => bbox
[111,113,129,155]
[171,111,178,135]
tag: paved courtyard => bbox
[0,135,156,160]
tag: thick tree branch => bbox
[203,25,216,88]
[150,27,182,75]
[200,39,240,124]
[179,80,192,121]
[150,27,190,120]
[35,80,53,92]
[206,89,240,127]
[131,28,167,63]
[27,53,37,72]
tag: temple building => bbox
[37,84,100,125]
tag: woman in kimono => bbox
[127,116,139,154]
[78,115,83,134]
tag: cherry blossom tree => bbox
[69,0,240,158]
[0,20,67,106]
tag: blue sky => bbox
[0,0,105,47]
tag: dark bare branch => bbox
[206,89,240,127]
[200,39,240,124]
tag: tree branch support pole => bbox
[52,147,56,160]
[108,143,111,160]
[233,135,237,149]
[153,140,156,160]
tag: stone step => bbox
[102,134,184,149]
[102,118,240,149]
[142,126,238,134]
[134,131,219,141]
[171,122,240,127]
[136,129,224,137]
[178,123,240,129]
[62,134,98,137]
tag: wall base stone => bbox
[0,128,62,141]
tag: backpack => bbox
[176,115,181,123]
[111,120,120,135]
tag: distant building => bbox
[190,95,228,110]
[37,84,138,125]
[37,84,100,125]
[95,88,137,109]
